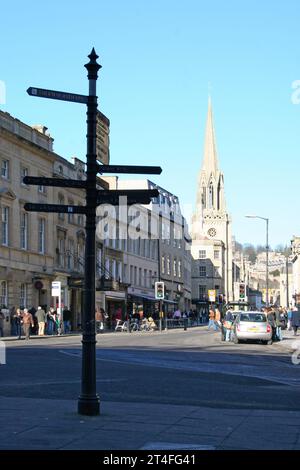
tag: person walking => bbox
[266,308,276,341]
[224,310,234,342]
[63,307,72,334]
[13,308,23,339]
[215,307,221,330]
[95,307,105,333]
[0,309,4,337]
[274,308,283,341]
[287,306,293,331]
[36,306,46,336]
[208,307,217,330]
[291,307,300,336]
[46,308,55,335]
[22,308,34,340]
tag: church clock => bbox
[207,227,217,237]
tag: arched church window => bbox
[201,188,206,208]
[209,184,214,208]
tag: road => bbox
[2,326,300,411]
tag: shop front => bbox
[104,291,126,329]
[127,287,157,320]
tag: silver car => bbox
[232,311,272,345]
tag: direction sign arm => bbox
[23,176,87,188]
[96,189,159,205]
[24,203,89,214]
[27,87,88,104]
[97,164,162,175]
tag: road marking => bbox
[59,349,300,387]
[140,442,215,450]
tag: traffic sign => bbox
[51,281,61,297]
[23,176,87,188]
[24,203,88,213]
[98,165,162,175]
[27,87,88,104]
[208,289,216,302]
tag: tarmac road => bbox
[2,326,300,410]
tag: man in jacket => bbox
[22,308,34,340]
[291,307,300,336]
[36,306,46,336]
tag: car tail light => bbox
[236,324,240,332]
[267,324,271,333]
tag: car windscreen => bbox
[239,313,267,323]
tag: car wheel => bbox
[233,336,239,344]
[267,339,273,345]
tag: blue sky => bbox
[1,0,300,247]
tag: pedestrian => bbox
[63,307,72,334]
[224,310,234,342]
[13,308,23,339]
[208,307,217,330]
[291,307,300,336]
[274,308,283,341]
[46,307,56,335]
[287,306,293,331]
[0,309,4,337]
[215,307,221,330]
[28,307,38,335]
[95,307,105,333]
[22,308,34,340]
[36,306,46,336]
[173,308,181,320]
[266,308,276,341]
[10,306,16,335]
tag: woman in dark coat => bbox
[291,308,300,336]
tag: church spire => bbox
[201,97,219,176]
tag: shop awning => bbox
[127,293,157,302]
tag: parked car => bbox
[232,311,272,345]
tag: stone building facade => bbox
[0,109,107,332]
[117,179,192,313]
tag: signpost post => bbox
[25,49,162,416]
[51,281,62,335]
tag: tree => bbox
[270,269,280,277]
[243,244,256,263]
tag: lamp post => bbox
[286,255,289,308]
[245,215,269,307]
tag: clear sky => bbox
[1,0,300,248]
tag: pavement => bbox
[0,327,300,451]
[1,396,300,450]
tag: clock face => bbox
[208,228,216,237]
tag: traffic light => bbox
[239,283,245,299]
[155,281,165,300]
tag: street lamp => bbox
[245,215,269,307]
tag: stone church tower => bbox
[191,98,233,303]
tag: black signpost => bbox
[25,48,162,416]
